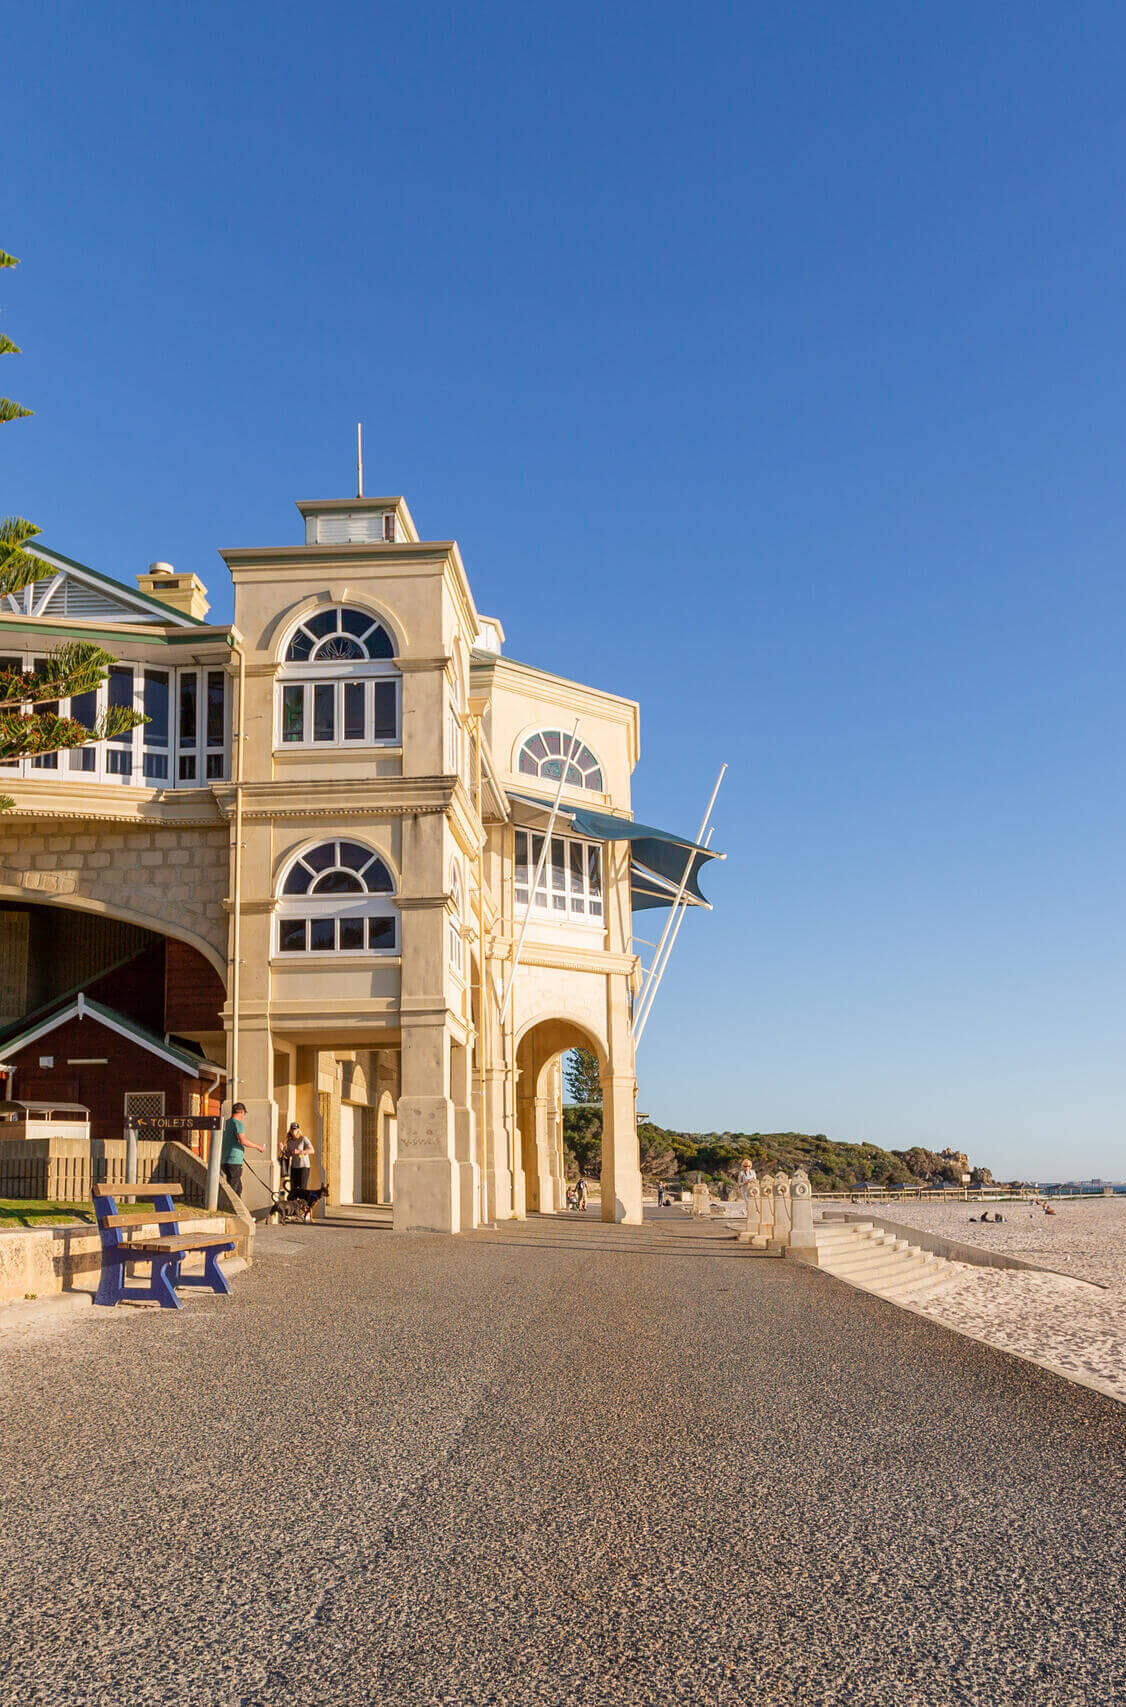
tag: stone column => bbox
[481,1064,515,1221]
[450,1039,480,1231]
[394,1017,460,1233]
[228,1021,278,1215]
[600,1073,643,1225]
[533,1096,560,1213]
[789,1168,817,1258]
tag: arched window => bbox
[277,606,400,749]
[517,731,603,791]
[285,608,394,662]
[276,840,398,955]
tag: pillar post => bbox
[450,1040,480,1231]
[226,1020,278,1216]
[394,1018,460,1233]
[600,1073,643,1224]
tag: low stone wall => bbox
[0,1211,250,1307]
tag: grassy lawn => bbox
[0,1199,96,1229]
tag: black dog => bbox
[279,1184,328,1224]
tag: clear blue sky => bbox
[5,2,1125,1178]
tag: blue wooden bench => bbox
[92,1183,235,1309]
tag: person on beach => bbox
[284,1121,314,1196]
[220,1102,266,1198]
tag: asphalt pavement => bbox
[2,1207,1124,1707]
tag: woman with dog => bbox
[284,1122,314,1196]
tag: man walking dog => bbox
[220,1101,266,1198]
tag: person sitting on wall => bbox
[220,1102,266,1199]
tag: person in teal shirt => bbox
[220,1102,265,1198]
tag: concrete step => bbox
[823,1254,938,1288]
[818,1242,921,1274]
[883,1266,964,1302]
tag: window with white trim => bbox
[276,606,400,749]
[448,866,464,974]
[0,652,229,788]
[514,830,603,922]
[517,731,603,791]
[276,840,398,956]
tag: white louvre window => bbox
[514,830,603,923]
[314,512,395,544]
[517,731,603,791]
[277,606,400,750]
[276,840,399,956]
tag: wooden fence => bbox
[0,1137,167,1202]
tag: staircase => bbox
[811,1219,962,1304]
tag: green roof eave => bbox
[32,545,210,626]
[0,616,235,648]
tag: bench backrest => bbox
[92,1186,181,1252]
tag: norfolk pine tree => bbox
[0,251,143,796]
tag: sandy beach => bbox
[843,1197,1126,1403]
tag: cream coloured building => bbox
[0,493,719,1231]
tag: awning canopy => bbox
[507,791,724,912]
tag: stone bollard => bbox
[789,1168,817,1258]
[691,1180,711,1218]
[773,1173,792,1247]
[737,1178,764,1246]
[759,1173,775,1244]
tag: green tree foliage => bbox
[563,1107,987,1191]
[0,251,32,424]
[563,1048,602,1105]
[0,255,144,802]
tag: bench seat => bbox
[93,1186,236,1309]
[122,1235,234,1254]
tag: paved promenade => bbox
[2,1210,1125,1706]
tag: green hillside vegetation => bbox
[563,1106,992,1193]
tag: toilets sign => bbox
[133,1115,222,1132]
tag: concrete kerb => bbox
[816,1209,1109,1288]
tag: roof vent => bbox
[148,561,176,577]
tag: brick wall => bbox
[0,823,229,970]
[10,1011,201,1143]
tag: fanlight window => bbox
[517,731,603,791]
[278,606,400,750]
[277,840,397,956]
[285,607,395,663]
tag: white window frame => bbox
[515,729,604,792]
[274,662,401,751]
[448,866,464,975]
[513,829,604,925]
[0,652,230,790]
[273,839,400,959]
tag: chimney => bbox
[136,561,210,621]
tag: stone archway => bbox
[515,1018,616,1218]
[0,819,230,977]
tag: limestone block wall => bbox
[0,822,230,972]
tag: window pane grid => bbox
[4,656,230,790]
[276,678,400,748]
[513,830,603,922]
